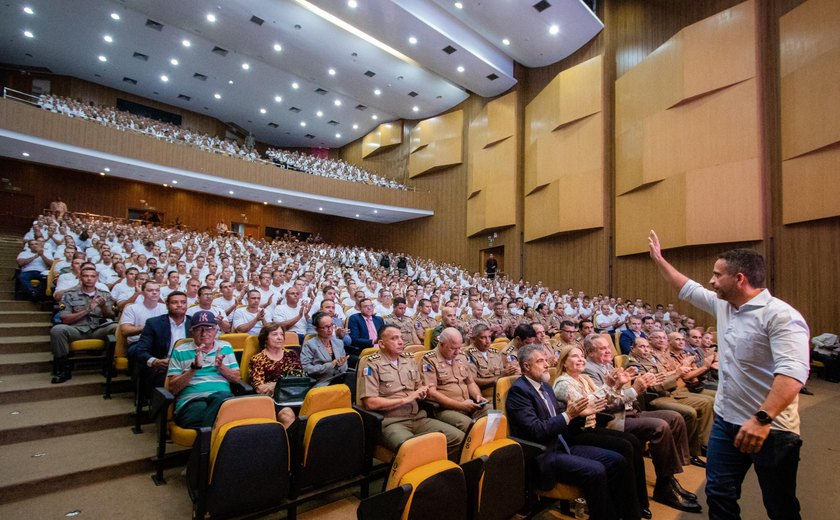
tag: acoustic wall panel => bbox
[408,110,463,177]
[466,91,516,237]
[614,0,762,255]
[523,55,604,242]
[361,121,403,158]
[781,0,840,224]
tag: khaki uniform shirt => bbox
[413,314,437,340]
[384,314,419,345]
[421,349,473,401]
[59,287,116,332]
[359,352,422,419]
[465,346,506,379]
[465,316,490,335]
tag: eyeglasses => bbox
[317,323,335,330]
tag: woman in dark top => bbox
[249,323,305,427]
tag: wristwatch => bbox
[754,410,773,425]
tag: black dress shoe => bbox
[690,456,706,468]
[653,485,703,513]
[51,371,71,384]
[641,507,652,519]
[671,476,698,501]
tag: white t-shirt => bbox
[272,303,308,335]
[119,302,167,343]
[231,307,264,335]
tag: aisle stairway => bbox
[0,235,184,506]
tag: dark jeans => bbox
[706,414,802,520]
[18,270,45,300]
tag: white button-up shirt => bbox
[679,280,809,433]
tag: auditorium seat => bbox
[218,332,249,354]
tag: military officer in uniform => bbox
[502,323,538,361]
[465,324,519,401]
[412,298,437,344]
[464,302,491,336]
[429,306,466,349]
[422,327,488,431]
[50,266,117,383]
[360,324,464,458]
[487,301,517,340]
[383,297,421,345]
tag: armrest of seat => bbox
[461,455,487,516]
[354,405,384,473]
[509,436,547,462]
[187,426,212,516]
[356,483,412,520]
[230,381,254,396]
[151,387,174,419]
[419,400,440,417]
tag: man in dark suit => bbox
[346,298,384,355]
[619,316,647,355]
[129,291,192,389]
[506,344,636,520]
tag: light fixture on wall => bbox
[487,232,498,247]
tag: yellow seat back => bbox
[218,332,249,353]
[459,414,509,464]
[494,375,518,412]
[386,432,448,491]
[240,334,260,383]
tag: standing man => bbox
[485,254,498,279]
[648,230,809,519]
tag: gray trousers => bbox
[50,323,117,358]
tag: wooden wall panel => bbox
[614,1,763,256]
[361,121,403,158]
[466,91,517,237]
[780,0,840,224]
[524,55,605,243]
[408,110,463,178]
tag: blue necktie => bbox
[540,385,570,453]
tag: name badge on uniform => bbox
[507,354,517,362]
[363,366,372,376]
[423,363,433,372]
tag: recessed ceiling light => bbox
[23,6,34,15]
[172,180,178,184]
[170,58,179,66]
[104,167,110,172]
[549,24,559,35]
[334,99,342,106]
[372,115,378,120]
[259,108,267,114]
[502,38,510,46]
[21,152,30,157]
[182,39,191,47]
[319,207,324,211]
[110,12,120,20]
[335,133,341,138]
[23,30,34,38]
[277,199,282,203]
[408,36,417,45]
[228,80,234,84]
[206,13,216,23]
[228,190,234,194]
[241,63,250,70]
[300,121,307,127]
[103,35,113,43]
[328,68,336,76]
[163,183,168,187]
[263,201,268,205]
[412,106,419,112]
[374,89,381,95]
[454,2,463,9]
[457,65,465,72]
[292,82,299,89]
[348,0,358,7]
[373,210,378,214]
[352,124,359,129]
[160,75,169,82]
[274,95,282,103]
[214,93,221,99]
[355,214,359,218]
[273,43,282,52]
[98,55,107,62]
[316,111,323,117]
[100,172,106,176]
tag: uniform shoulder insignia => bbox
[423,350,436,360]
[465,346,476,354]
[489,347,498,353]
[400,352,414,358]
[368,353,381,360]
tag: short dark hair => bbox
[311,311,331,330]
[393,296,407,306]
[377,323,401,341]
[166,291,187,303]
[718,248,766,288]
[579,318,594,329]
[560,320,576,330]
[513,323,537,340]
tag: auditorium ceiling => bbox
[0,0,602,148]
